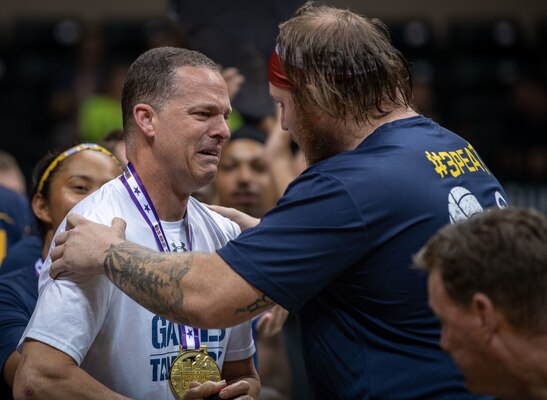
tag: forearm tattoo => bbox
[103,242,192,324]
[236,294,274,315]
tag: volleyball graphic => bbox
[448,186,484,224]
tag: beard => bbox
[296,109,345,165]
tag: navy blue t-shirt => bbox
[0,255,39,399]
[0,235,42,276]
[218,116,505,399]
[0,186,35,267]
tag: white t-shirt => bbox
[20,178,255,399]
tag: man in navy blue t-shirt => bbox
[50,4,506,399]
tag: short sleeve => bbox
[19,270,114,365]
[217,172,368,312]
[18,203,116,365]
[223,321,255,362]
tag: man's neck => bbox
[353,107,418,147]
[499,329,547,399]
[130,160,189,222]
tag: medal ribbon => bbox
[120,162,198,349]
[120,163,171,252]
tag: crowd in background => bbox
[0,13,546,192]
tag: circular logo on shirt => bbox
[448,186,484,224]
[495,191,508,209]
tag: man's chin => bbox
[195,170,217,188]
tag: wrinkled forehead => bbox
[172,66,230,109]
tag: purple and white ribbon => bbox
[120,163,198,349]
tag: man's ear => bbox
[133,103,157,138]
[32,193,52,226]
[471,292,500,339]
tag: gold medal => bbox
[169,345,221,399]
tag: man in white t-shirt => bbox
[15,47,259,400]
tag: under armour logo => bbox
[171,242,187,252]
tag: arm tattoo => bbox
[235,294,274,315]
[103,242,192,324]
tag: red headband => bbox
[268,47,294,89]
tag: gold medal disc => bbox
[169,346,221,399]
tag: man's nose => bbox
[236,164,253,182]
[211,115,231,141]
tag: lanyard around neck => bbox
[120,163,199,349]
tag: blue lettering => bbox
[152,316,168,349]
[160,356,169,381]
[152,316,182,349]
[150,358,160,381]
[151,355,179,382]
[166,321,180,347]
[201,329,225,342]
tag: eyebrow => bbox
[67,175,93,182]
[222,154,265,162]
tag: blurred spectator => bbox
[0,143,121,399]
[0,150,27,195]
[214,126,277,218]
[0,186,34,267]
[0,150,34,266]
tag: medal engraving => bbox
[169,346,221,398]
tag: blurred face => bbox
[42,151,120,232]
[153,67,231,194]
[428,269,506,395]
[0,169,25,195]
[215,139,276,218]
